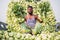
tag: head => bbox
[27,5,33,15]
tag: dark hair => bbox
[27,5,33,9]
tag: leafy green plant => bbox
[0,31,60,40]
[12,2,26,18]
[7,0,56,34]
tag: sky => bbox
[0,0,60,22]
[0,0,10,22]
[49,0,60,22]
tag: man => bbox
[24,5,43,34]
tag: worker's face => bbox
[27,8,33,15]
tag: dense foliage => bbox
[11,2,26,18]
[7,0,56,33]
[0,30,60,40]
[5,0,58,40]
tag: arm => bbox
[35,15,43,23]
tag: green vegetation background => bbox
[0,0,60,40]
[7,0,56,34]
